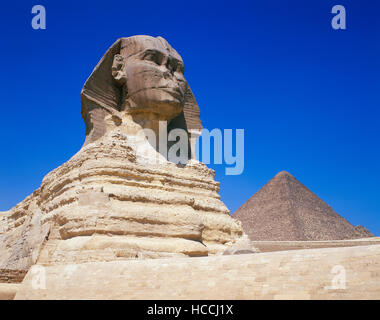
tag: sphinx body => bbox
[0,36,248,271]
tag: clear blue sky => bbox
[0,0,379,235]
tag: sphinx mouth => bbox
[161,87,184,100]
[128,86,184,100]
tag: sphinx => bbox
[0,36,250,271]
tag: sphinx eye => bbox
[143,51,162,65]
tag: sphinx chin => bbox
[127,101,183,122]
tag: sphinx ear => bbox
[112,54,127,85]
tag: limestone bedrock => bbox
[0,36,250,270]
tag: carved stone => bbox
[0,36,248,271]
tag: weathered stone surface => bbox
[0,199,49,271]
[234,171,374,241]
[0,269,27,284]
[0,284,19,300]
[0,36,248,271]
[15,245,380,300]
[31,130,245,265]
[223,235,260,255]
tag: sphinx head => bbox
[115,36,186,118]
[81,35,201,146]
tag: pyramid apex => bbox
[274,171,293,178]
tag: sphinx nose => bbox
[163,70,173,79]
[165,58,176,74]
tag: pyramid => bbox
[233,171,374,241]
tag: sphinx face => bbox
[120,36,187,121]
